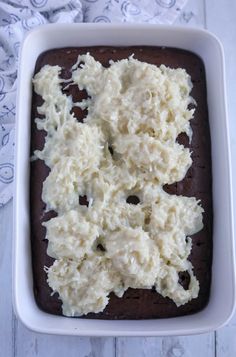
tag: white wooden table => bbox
[1,0,236,356]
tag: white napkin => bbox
[0,0,187,206]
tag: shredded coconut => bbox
[46,256,125,317]
[33,53,203,316]
[43,210,99,261]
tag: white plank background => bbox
[1,0,236,356]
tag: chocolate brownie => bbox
[30,46,212,319]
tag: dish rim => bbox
[13,23,235,336]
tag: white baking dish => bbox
[13,24,235,336]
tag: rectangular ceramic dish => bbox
[13,24,235,336]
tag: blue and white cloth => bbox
[0,0,187,207]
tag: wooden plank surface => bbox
[0,200,14,357]
[205,1,236,355]
[15,321,115,357]
[116,334,215,357]
[1,0,236,356]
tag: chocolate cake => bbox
[30,46,212,319]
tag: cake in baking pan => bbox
[30,46,212,319]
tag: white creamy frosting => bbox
[46,255,125,316]
[106,227,160,289]
[113,133,192,184]
[33,53,203,316]
[43,210,99,261]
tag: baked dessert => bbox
[30,46,212,319]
